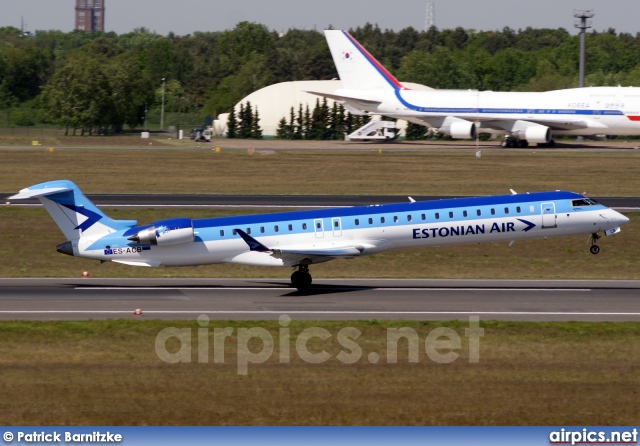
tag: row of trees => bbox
[226,101,262,139]
[276,98,371,140]
[2,22,640,132]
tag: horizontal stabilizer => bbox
[305,90,382,106]
[8,186,71,200]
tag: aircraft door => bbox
[314,219,324,238]
[331,217,342,237]
[541,202,557,228]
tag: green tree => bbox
[250,106,262,139]
[41,53,112,134]
[226,107,237,138]
[405,122,428,140]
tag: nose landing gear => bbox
[589,233,601,255]
[291,265,312,290]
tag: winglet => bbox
[234,229,270,252]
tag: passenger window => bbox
[504,207,509,214]
[355,219,360,226]
[393,216,398,222]
[477,209,481,216]
[435,213,440,220]
[303,223,307,230]
[421,214,426,220]
[274,225,279,232]
[381,217,385,223]
[246,228,251,234]
[334,220,339,228]
[516,206,521,213]
[407,215,412,222]
[368,218,373,224]
[491,208,495,215]
[220,230,225,237]
[316,222,321,229]
[260,227,265,233]
[449,211,453,218]
[232,229,237,235]
[288,224,292,231]
[463,210,468,217]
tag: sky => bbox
[0,0,638,36]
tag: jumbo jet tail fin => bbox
[324,30,406,91]
[8,180,137,240]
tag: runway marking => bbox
[73,287,591,292]
[0,311,638,316]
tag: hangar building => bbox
[213,80,432,138]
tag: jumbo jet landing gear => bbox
[291,265,312,290]
[500,136,529,148]
[589,233,601,255]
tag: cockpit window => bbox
[572,198,599,207]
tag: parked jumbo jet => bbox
[314,30,640,147]
[10,181,628,289]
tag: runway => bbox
[0,278,638,322]
[4,194,640,210]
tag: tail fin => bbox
[8,180,137,240]
[324,30,405,91]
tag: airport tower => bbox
[75,0,105,32]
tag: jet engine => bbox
[439,121,476,139]
[128,218,194,246]
[514,126,551,144]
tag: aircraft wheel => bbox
[291,270,312,289]
[298,272,312,290]
[590,245,600,255]
[291,270,302,286]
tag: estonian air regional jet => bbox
[312,30,640,147]
[9,181,629,290]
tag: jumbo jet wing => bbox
[476,119,592,131]
[234,229,364,262]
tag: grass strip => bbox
[0,319,638,425]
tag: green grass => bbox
[3,148,640,195]
[0,319,638,425]
[1,207,639,279]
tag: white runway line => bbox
[73,286,592,292]
[0,311,638,315]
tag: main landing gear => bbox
[291,265,312,290]
[500,136,556,148]
[501,136,529,148]
[589,233,601,255]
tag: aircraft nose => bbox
[610,209,629,226]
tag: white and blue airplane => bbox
[313,30,640,147]
[9,180,629,289]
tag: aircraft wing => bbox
[234,229,363,261]
[523,119,591,130]
[476,119,591,131]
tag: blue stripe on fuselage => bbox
[393,90,625,116]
